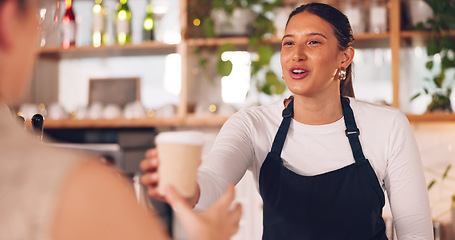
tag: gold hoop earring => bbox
[339,68,346,81]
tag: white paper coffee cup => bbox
[155,131,204,197]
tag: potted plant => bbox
[189,0,286,98]
[426,164,455,238]
[411,0,455,112]
[210,0,256,37]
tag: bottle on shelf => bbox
[114,0,132,45]
[92,0,107,47]
[143,0,155,41]
[61,0,76,49]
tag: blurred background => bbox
[13,0,455,239]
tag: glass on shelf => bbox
[37,0,60,47]
[405,0,434,30]
[369,0,388,34]
[352,48,393,106]
[151,0,180,44]
[341,0,367,34]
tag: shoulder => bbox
[55,158,138,213]
[52,158,169,240]
[349,97,408,125]
[226,98,285,128]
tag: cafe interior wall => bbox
[43,0,455,237]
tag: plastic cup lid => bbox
[155,131,204,145]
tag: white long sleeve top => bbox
[197,96,433,239]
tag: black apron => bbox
[259,97,387,240]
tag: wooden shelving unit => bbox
[39,41,177,59]
[400,30,455,38]
[42,117,182,129]
[41,112,455,129]
[186,32,391,47]
[34,0,454,129]
[42,115,229,129]
[406,113,455,123]
[186,37,251,47]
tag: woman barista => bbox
[141,3,433,239]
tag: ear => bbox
[0,1,17,51]
[340,46,355,69]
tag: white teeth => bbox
[292,69,305,74]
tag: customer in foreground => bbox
[0,0,241,239]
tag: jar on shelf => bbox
[406,0,434,29]
[273,6,293,39]
[369,0,388,33]
[341,0,366,34]
[210,8,255,37]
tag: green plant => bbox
[194,44,234,86]
[411,0,455,112]
[189,0,286,97]
[427,164,455,220]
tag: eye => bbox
[282,40,294,46]
[308,40,321,45]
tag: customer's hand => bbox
[166,184,242,240]
[139,149,166,202]
[140,148,200,205]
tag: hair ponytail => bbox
[340,64,354,98]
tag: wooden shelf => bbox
[355,32,390,40]
[43,117,181,129]
[406,113,455,122]
[183,114,229,127]
[187,37,250,47]
[41,113,455,129]
[42,114,229,129]
[39,41,178,59]
[401,30,455,38]
[186,32,390,47]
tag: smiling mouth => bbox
[292,69,306,74]
[289,67,309,79]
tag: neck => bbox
[291,93,344,125]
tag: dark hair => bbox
[286,3,355,98]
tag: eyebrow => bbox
[282,33,328,41]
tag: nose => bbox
[292,45,307,61]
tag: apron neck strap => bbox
[341,96,367,162]
[270,96,367,163]
[270,98,294,155]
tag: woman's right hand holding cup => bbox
[139,149,167,202]
[140,148,200,206]
[140,147,241,240]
